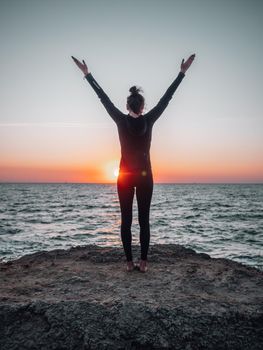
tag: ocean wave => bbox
[0,183,262,270]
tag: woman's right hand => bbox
[71,56,89,76]
[180,54,195,74]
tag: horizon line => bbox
[0,181,262,185]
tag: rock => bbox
[0,243,262,349]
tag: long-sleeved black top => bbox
[85,71,185,174]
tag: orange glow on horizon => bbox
[0,155,262,183]
[0,162,262,183]
[0,165,101,183]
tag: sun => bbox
[113,168,119,177]
[105,160,120,181]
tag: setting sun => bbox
[104,160,120,182]
[114,168,119,177]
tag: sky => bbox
[0,0,262,183]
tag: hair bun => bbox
[129,86,142,95]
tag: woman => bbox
[72,54,195,272]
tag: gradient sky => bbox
[0,0,262,183]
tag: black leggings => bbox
[117,170,153,262]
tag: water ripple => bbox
[0,183,262,270]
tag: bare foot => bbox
[126,261,135,272]
[139,259,148,273]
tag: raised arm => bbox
[71,56,123,124]
[144,54,195,124]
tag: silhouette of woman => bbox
[72,54,195,272]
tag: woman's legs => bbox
[136,174,153,261]
[117,172,153,265]
[117,176,135,262]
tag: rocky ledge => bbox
[0,244,262,350]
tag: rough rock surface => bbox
[0,244,262,349]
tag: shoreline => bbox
[1,242,262,271]
[1,243,262,349]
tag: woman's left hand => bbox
[72,56,89,76]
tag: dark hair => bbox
[127,86,145,114]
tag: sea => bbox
[0,183,262,270]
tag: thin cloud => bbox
[0,122,112,128]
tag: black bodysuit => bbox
[85,71,185,261]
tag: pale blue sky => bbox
[0,0,262,182]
